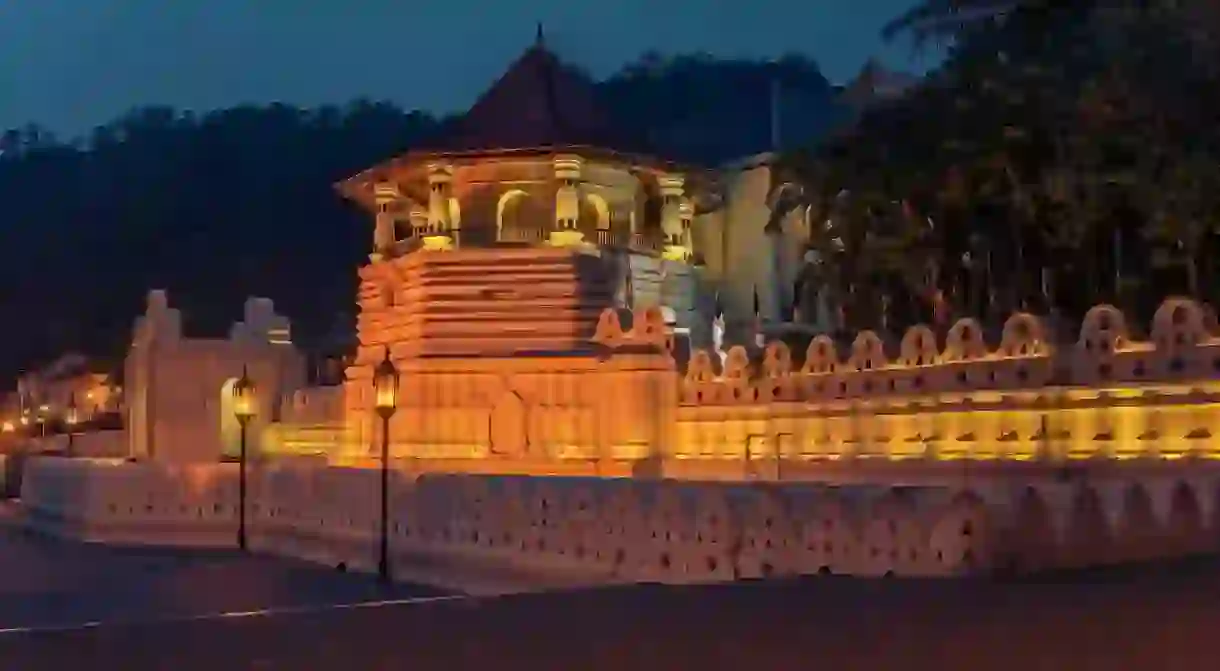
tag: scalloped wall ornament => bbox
[677,298,1220,405]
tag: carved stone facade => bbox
[667,298,1220,466]
[342,243,676,466]
[341,152,687,257]
[236,293,1220,512]
[124,290,305,463]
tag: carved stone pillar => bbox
[371,182,400,261]
[605,202,630,247]
[678,197,694,259]
[658,174,690,261]
[425,163,454,251]
[408,203,429,240]
[550,155,585,247]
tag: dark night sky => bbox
[0,0,937,136]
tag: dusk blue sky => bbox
[0,0,935,137]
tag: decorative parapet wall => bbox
[672,299,1220,463]
[589,304,670,350]
[267,299,1220,470]
[20,457,1220,585]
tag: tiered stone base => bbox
[357,246,617,358]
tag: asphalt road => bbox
[4,556,1220,670]
[0,528,441,631]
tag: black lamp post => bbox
[373,347,399,583]
[232,366,257,551]
[65,394,78,457]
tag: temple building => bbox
[18,35,1220,589]
[336,32,827,357]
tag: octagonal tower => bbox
[334,33,688,468]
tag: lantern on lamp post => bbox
[373,347,399,583]
[65,394,79,456]
[37,404,48,439]
[232,366,257,551]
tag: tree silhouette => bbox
[0,54,842,383]
[787,1,1220,335]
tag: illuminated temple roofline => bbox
[335,146,701,213]
[331,36,720,268]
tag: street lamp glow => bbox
[231,365,256,552]
[374,349,399,419]
[373,346,399,584]
[65,394,79,456]
[232,368,257,424]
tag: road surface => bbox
[3,552,1220,669]
[0,528,441,631]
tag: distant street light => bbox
[373,347,399,584]
[65,394,79,457]
[232,367,258,552]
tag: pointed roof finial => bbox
[535,22,545,47]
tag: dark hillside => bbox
[0,54,844,381]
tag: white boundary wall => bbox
[19,458,1220,588]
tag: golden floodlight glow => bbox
[232,368,257,422]
[1,421,13,433]
[547,229,585,248]
[373,348,399,419]
[421,235,454,251]
[662,245,690,262]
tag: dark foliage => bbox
[784,2,1220,335]
[0,55,841,382]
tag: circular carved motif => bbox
[489,390,529,457]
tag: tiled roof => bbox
[423,32,645,153]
